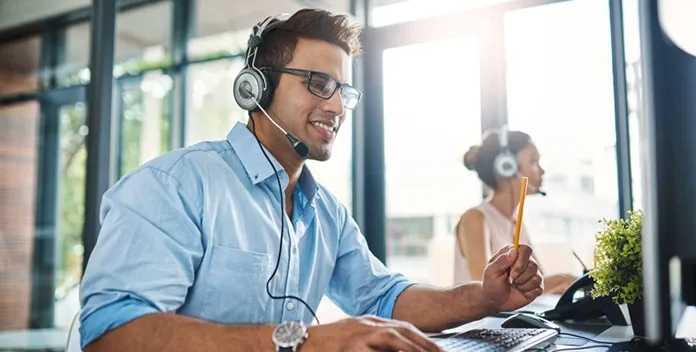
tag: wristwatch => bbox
[272,321,308,352]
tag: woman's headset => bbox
[493,125,519,178]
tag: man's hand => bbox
[303,315,443,352]
[481,245,544,313]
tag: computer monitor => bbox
[637,0,696,347]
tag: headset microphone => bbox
[240,83,310,158]
[517,172,547,196]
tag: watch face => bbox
[273,321,306,347]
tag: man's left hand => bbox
[480,244,544,313]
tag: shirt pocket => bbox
[200,245,272,324]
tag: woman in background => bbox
[455,128,577,294]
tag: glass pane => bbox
[118,72,173,177]
[383,37,482,286]
[623,0,643,211]
[0,101,40,332]
[186,59,248,145]
[189,0,310,60]
[0,36,41,96]
[505,0,619,276]
[58,22,91,87]
[115,1,173,75]
[55,101,87,330]
[370,0,513,27]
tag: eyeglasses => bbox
[264,67,362,110]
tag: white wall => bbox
[0,0,90,32]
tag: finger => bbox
[488,245,514,264]
[487,247,518,277]
[522,286,544,300]
[367,328,427,352]
[512,260,538,285]
[509,245,533,281]
[389,326,443,352]
[362,319,442,352]
[360,316,433,341]
[514,272,543,293]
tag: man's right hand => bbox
[302,315,443,352]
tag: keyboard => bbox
[436,328,558,352]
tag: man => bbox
[79,8,544,352]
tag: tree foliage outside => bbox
[55,71,172,298]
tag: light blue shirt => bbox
[79,122,414,348]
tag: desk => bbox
[439,295,696,351]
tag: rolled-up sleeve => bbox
[326,207,415,319]
[79,166,203,348]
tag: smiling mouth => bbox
[309,121,337,133]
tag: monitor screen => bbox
[637,0,696,344]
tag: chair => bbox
[65,311,82,352]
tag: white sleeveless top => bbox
[453,201,532,283]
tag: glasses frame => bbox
[263,67,362,109]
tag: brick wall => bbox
[0,97,39,330]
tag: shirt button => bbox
[286,301,295,310]
[292,247,297,254]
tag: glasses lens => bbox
[309,74,336,98]
[341,86,362,109]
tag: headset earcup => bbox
[234,68,268,112]
[257,71,275,109]
[494,151,518,178]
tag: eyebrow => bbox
[308,69,347,85]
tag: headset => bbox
[493,125,518,179]
[494,125,546,196]
[233,15,317,324]
[233,14,309,158]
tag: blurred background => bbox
[0,0,664,350]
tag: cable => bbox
[552,345,612,351]
[558,332,619,345]
[525,345,611,352]
[250,117,320,325]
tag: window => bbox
[189,0,296,60]
[0,36,41,96]
[118,72,173,177]
[189,0,352,60]
[370,0,513,27]
[186,59,248,145]
[623,0,643,211]
[0,102,40,330]
[505,0,619,275]
[58,22,91,87]
[115,2,173,74]
[55,101,88,329]
[382,37,482,286]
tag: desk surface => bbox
[441,295,696,351]
[0,297,693,351]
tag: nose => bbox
[323,90,345,117]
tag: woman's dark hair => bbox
[463,129,532,190]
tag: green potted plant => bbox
[589,210,645,336]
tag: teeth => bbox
[310,121,336,133]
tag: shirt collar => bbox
[227,121,318,201]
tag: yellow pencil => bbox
[514,177,528,249]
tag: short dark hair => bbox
[463,129,532,190]
[253,9,362,80]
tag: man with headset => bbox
[79,8,544,352]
